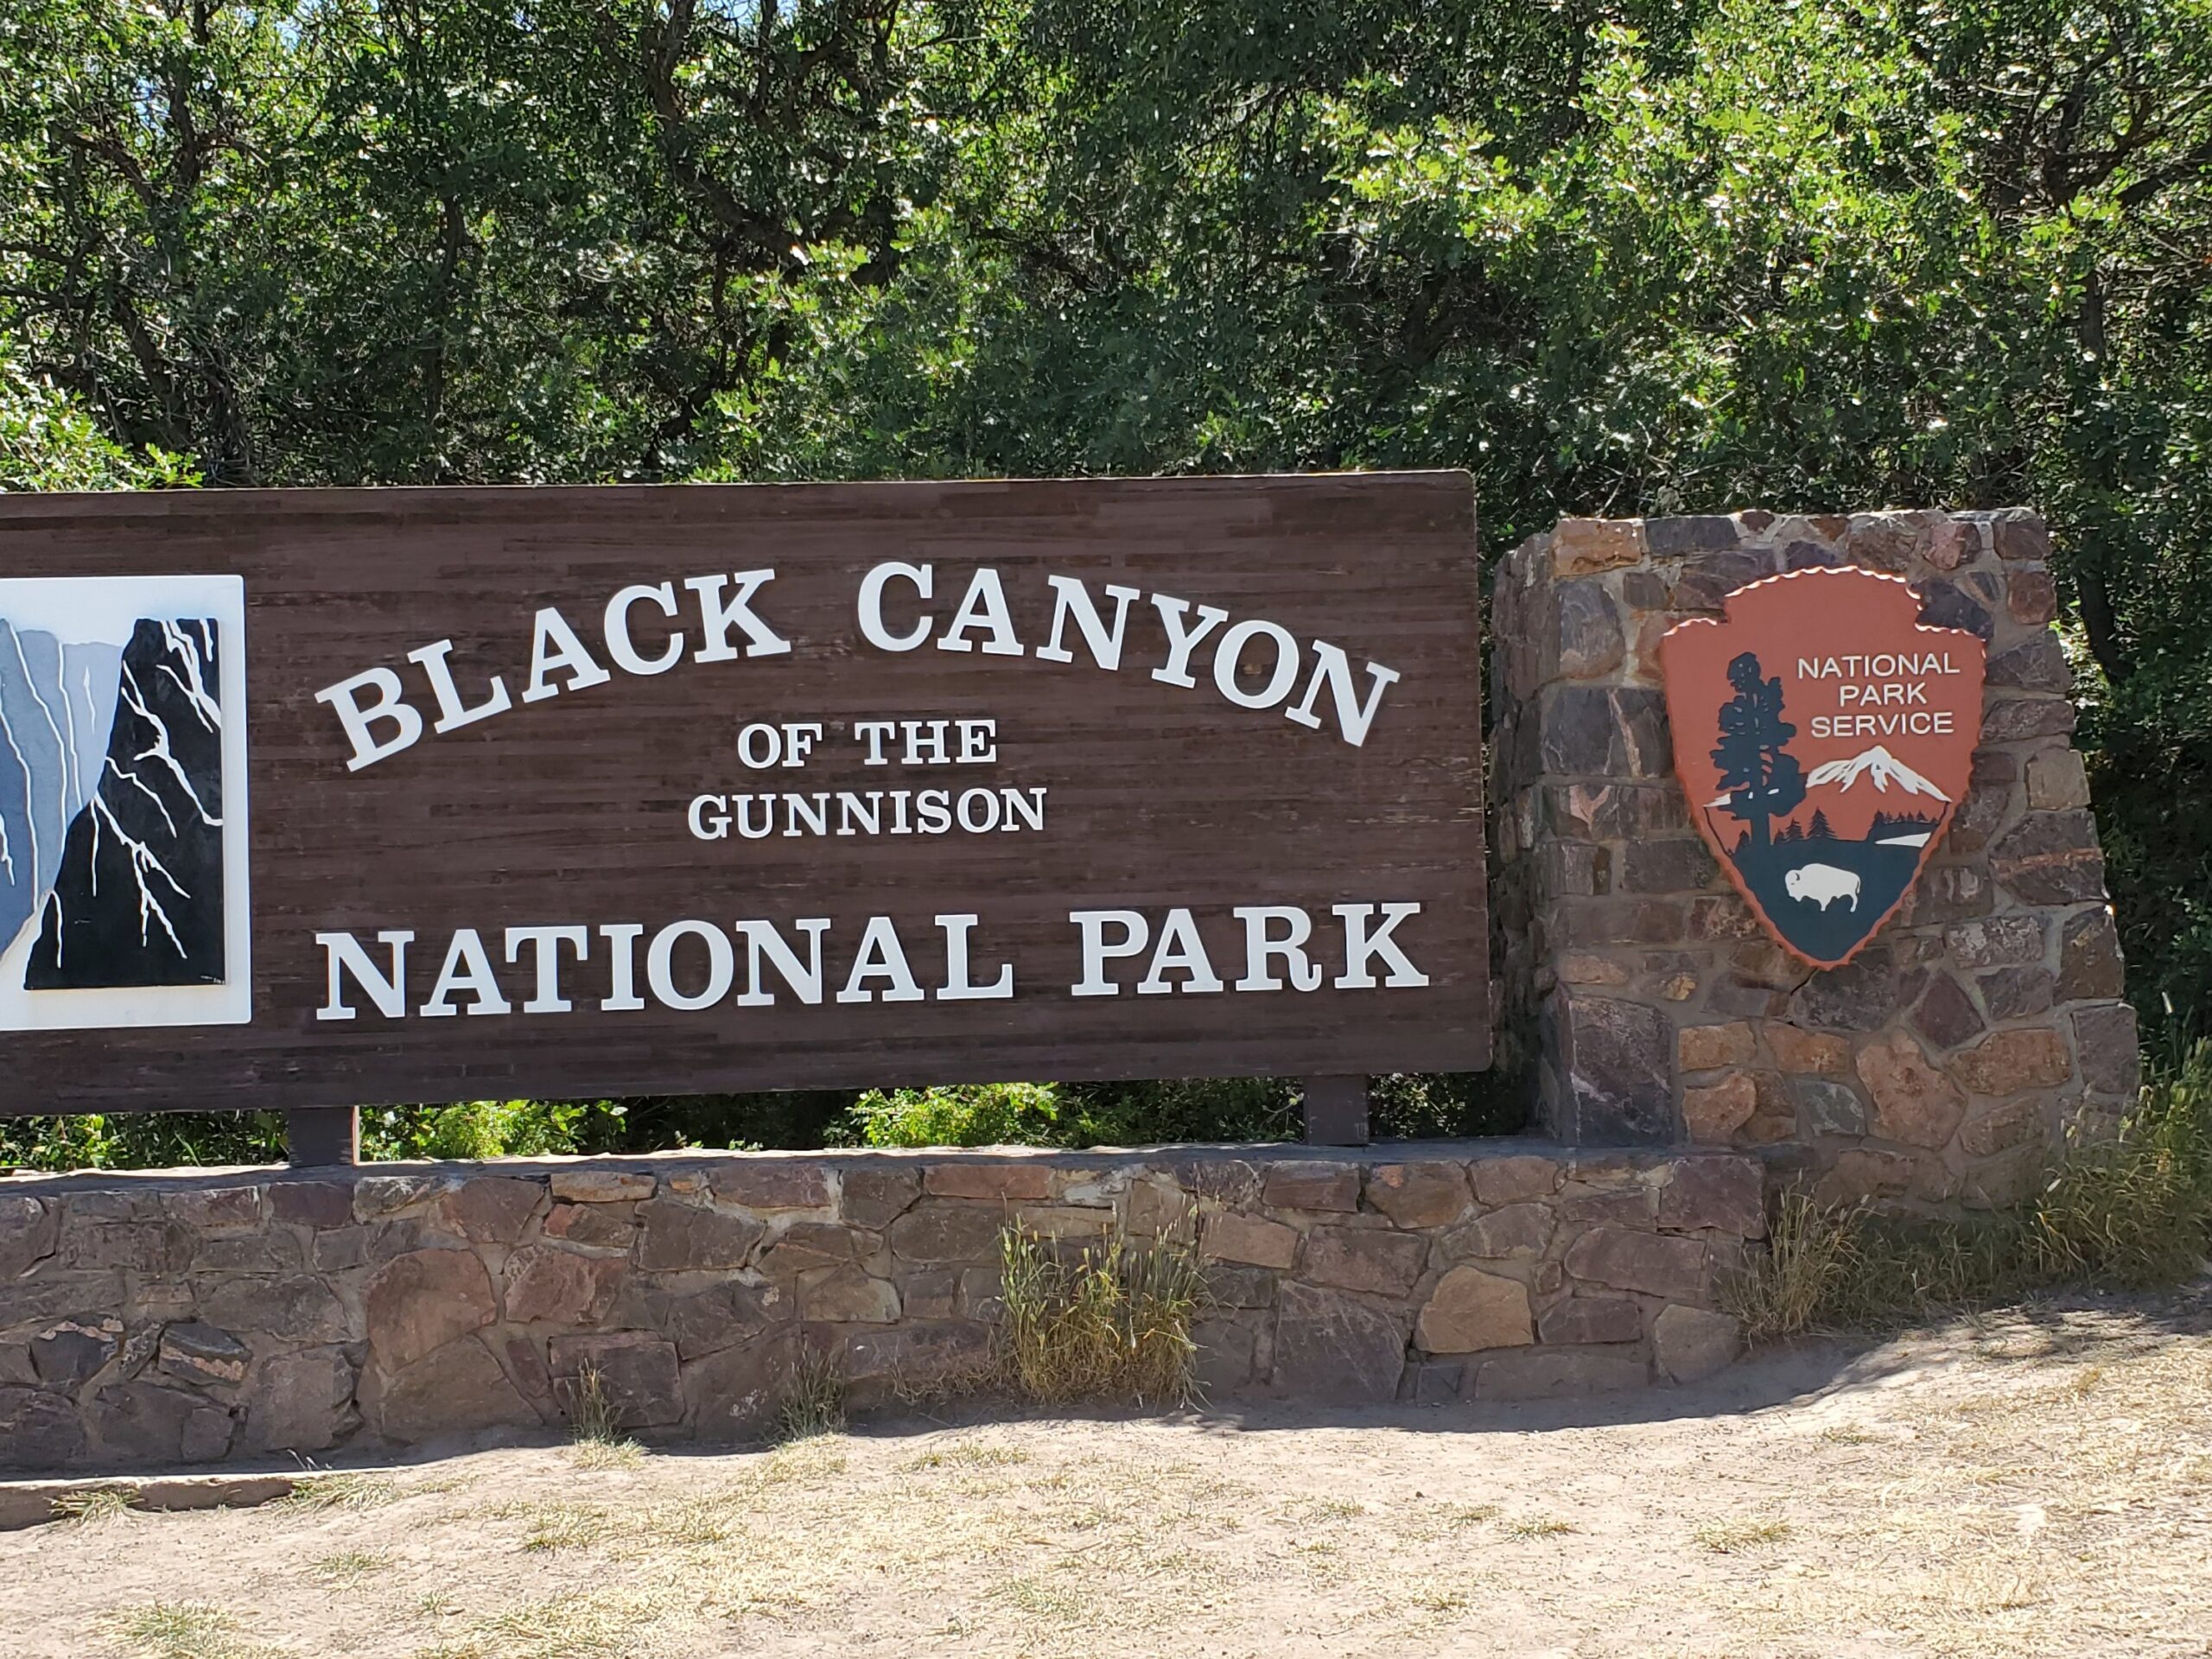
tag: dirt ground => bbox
[7,1283,2210,1659]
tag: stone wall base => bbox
[0,1144,1763,1470]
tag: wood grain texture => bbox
[0,474,1487,1113]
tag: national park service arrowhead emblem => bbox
[1659,568,1986,968]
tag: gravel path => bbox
[6,1284,2209,1658]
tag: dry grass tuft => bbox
[1293,1496,1366,1522]
[1436,1501,1500,1528]
[568,1437,644,1471]
[997,1221,1205,1407]
[565,1363,629,1451]
[1693,1518,1792,1554]
[906,1442,1031,1471]
[1726,1190,1866,1342]
[51,1484,137,1526]
[1730,1046,2212,1338]
[516,1503,618,1554]
[1500,1515,1577,1539]
[995,1576,1087,1620]
[647,1495,743,1546]
[1817,1423,1885,1445]
[775,1344,849,1441]
[1410,1582,1471,1612]
[425,1588,670,1659]
[111,1602,277,1659]
[273,1473,404,1514]
[759,1436,849,1487]
[312,1550,392,1586]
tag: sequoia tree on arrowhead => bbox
[1710,652,1805,856]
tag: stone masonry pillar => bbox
[1490,510,2139,1205]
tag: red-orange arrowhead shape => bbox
[1659,568,1986,968]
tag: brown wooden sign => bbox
[1659,567,1985,967]
[0,474,1486,1113]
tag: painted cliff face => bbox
[1,615,225,989]
[1659,568,1986,968]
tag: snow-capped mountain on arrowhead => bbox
[1805,745,1952,803]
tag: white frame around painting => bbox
[0,574,251,1031]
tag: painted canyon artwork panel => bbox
[0,575,251,1032]
[1660,567,1986,968]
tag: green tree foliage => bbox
[841,1073,1515,1147]
[843,1080,1068,1147]
[0,0,978,483]
[2,0,2206,1056]
[0,1099,638,1171]
[0,1111,285,1172]
[359,1097,632,1160]
[741,0,2212,1013]
[1,342,196,492]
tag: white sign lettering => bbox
[315,564,1402,771]
[315,902,1428,1021]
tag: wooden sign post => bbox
[0,476,1488,1132]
